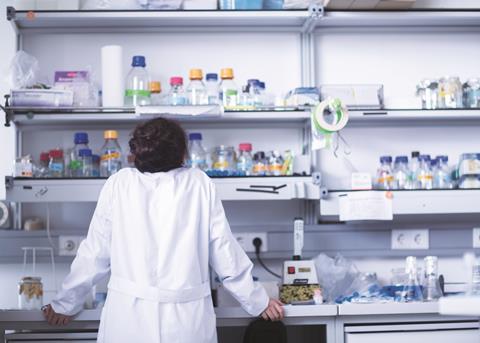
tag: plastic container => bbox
[100,130,122,177]
[48,149,64,178]
[433,155,452,189]
[417,154,433,190]
[219,68,238,109]
[10,89,74,107]
[459,153,480,177]
[68,132,90,178]
[237,143,253,176]
[18,277,43,310]
[125,55,151,106]
[169,77,186,106]
[253,151,268,176]
[187,133,207,170]
[79,149,93,177]
[393,156,409,190]
[459,175,480,189]
[187,69,207,105]
[375,156,395,190]
[149,81,162,105]
[205,73,220,105]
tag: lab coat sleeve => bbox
[50,177,115,316]
[208,181,269,317]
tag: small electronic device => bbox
[280,218,322,305]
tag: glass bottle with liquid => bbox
[100,130,122,177]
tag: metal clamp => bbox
[302,5,324,34]
[6,6,16,21]
[2,95,12,127]
[35,187,48,198]
[5,176,14,190]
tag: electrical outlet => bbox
[233,233,268,253]
[391,229,429,250]
[59,235,85,256]
[473,228,480,248]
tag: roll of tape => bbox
[312,98,349,133]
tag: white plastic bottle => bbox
[187,133,207,170]
[219,68,238,109]
[205,73,219,105]
[125,55,151,106]
[186,69,207,105]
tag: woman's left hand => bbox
[42,304,72,326]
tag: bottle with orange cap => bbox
[100,130,123,177]
[186,69,207,105]
[219,68,238,109]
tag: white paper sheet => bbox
[338,191,393,221]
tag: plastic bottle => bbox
[219,68,238,109]
[149,81,162,105]
[125,55,151,107]
[100,130,122,177]
[252,151,267,176]
[205,73,219,105]
[237,143,253,176]
[417,154,433,189]
[393,156,409,190]
[79,149,93,178]
[433,155,452,189]
[375,156,395,190]
[423,256,443,301]
[187,133,207,170]
[403,256,423,302]
[268,151,284,176]
[169,77,186,105]
[187,69,207,105]
[92,155,100,178]
[406,151,421,189]
[68,132,90,178]
[48,149,64,178]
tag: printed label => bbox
[214,161,229,170]
[125,89,151,97]
[49,163,64,173]
[69,160,82,171]
[101,152,121,161]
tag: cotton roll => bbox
[101,45,124,107]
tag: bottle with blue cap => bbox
[393,156,409,189]
[433,155,452,189]
[125,55,151,107]
[375,155,395,190]
[417,154,433,189]
[205,73,219,105]
[67,132,90,178]
[187,133,207,171]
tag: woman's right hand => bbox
[261,298,284,321]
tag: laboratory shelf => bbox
[320,189,480,217]
[3,105,311,126]
[439,296,480,316]
[6,7,312,33]
[346,108,480,127]
[5,175,320,202]
[316,10,480,29]
[338,302,438,316]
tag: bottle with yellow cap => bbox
[100,130,123,177]
[186,69,207,105]
[219,68,238,109]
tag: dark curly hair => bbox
[129,118,187,173]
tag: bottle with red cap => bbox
[48,149,64,178]
[237,143,253,176]
[169,76,186,105]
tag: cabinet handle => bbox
[236,188,279,194]
[35,187,48,197]
[249,184,287,191]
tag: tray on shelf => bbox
[320,189,480,216]
[6,175,320,202]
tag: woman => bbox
[43,118,284,342]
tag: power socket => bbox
[233,233,268,253]
[58,235,85,256]
[473,228,480,248]
[391,229,429,250]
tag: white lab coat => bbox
[51,167,269,343]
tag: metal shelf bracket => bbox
[302,4,324,34]
[2,95,13,127]
[6,6,16,21]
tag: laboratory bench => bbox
[1,302,477,343]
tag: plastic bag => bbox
[7,51,39,89]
